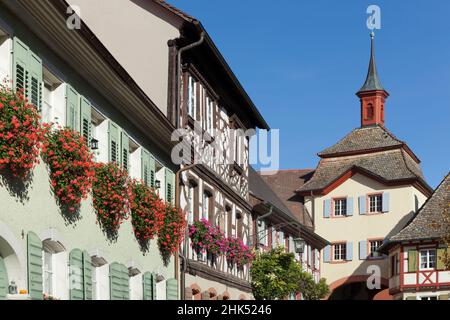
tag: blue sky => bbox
[169,0,450,188]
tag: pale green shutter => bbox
[408,250,417,272]
[108,121,120,164]
[27,232,43,300]
[405,296,417,300]
[142,149,156,188]
[150,156,156,188]
[66,85,80,131]
[12,37,29,93]
[165,168,175,204]
[0,257,9,300]
[80,97,92,144]
[142,272,154,300]
[27,51,42,111]
[121,264,130,300]
[166,278,178,300]
[151,273,156,299]
[82,250,93,300]
[121,131,130,172]
[109,262,122,300]
[110,262,129,300]
[439,294,449,300]
[69,249,84,300]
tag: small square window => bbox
[334,199,347,216]
[420,249,436,270]
[333,244,346,261]
[369,194,382,213]
[369,240,383,258]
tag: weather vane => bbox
[366,4,381,36]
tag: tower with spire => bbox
[357,32,389,127]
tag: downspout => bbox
[173,32,205,300]
[255,204,274,250]
[175,32,205,128]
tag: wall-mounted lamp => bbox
[293,237,306,254]
[90,138,99,150]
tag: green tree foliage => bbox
[250,246,329,300]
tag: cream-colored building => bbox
[297,34,433,299]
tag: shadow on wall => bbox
[327,260,390,300]
[0,169,34,204]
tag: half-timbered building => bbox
[379,174,449,300]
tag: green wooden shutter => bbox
[405,296,417,300]
[408,250,417,272]
[0,257,9,300]
[69,249,84,300]
[66,85,80,131]
[142,150,156,188]
[109,262,122,300]
[165,168,175,204]
[121,264,130,300]
[27,231,43,300]
[12,37,29,93]
[142,272,154,300]
[27,51,42,111]
[151,273,157,300]
[110,262,129,300]
[108,121,120,164]
[439,294,449,300]
[150,156,156,188]
[166,278,178,300]
[121,131,130,172]
[80,97,92,144]
[82,250,93,300]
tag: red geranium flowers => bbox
[0,84,44,178]
[42,126,95,212]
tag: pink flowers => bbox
[189,219,254,266]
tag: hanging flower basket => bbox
[158,203,186,263]
[0,83,44,179]
[42,126,95,212]
[130,179,165,244]
[92,162,131,234]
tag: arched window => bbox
[366,104,374,120]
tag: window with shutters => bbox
[258,220,269,247]
[202,191,210,220]
[368,240,383,258]
[420,249,436,270]
[333,243,347,261]
[420,296,438,300]
[42,67,63,124]
[369,194,383,213]
[333,198,347,216]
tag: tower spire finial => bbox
[358,31,384,93]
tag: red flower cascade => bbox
[92,162,131,233]
[0,84,44,178]
[41,126,95,212]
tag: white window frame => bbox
[188,76,197,119]
[206,97,214,134]
[419,249,436,270]
[333,243,346,261]
[43,251,54,296]
[369,240,383,258]
[369,194,383,213]
[259,220,269,247]
[188,185,194,224]
[333,198,347,216]
[202,191,209,220]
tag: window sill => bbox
[329,260,349,264]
